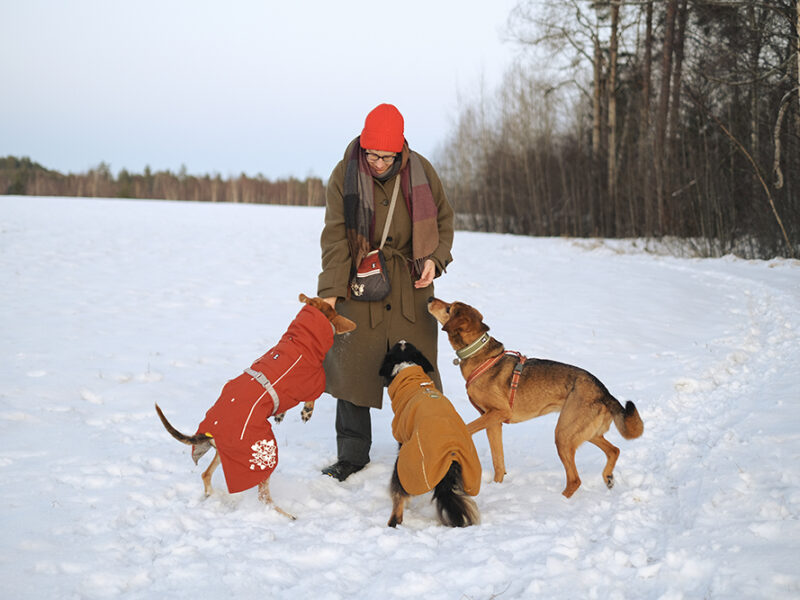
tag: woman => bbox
[317,103,455,481]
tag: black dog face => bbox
[379,340,435,381]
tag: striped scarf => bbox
[343,137,438,277]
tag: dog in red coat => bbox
[156,294,355,519]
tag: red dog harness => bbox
[195,304,333,494]
[465,351,526,423]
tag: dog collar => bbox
[454,333,491,364]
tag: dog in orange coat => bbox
[155,294,355,519]
[379,340,481,527]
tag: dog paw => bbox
[301,403,314,422]
[274,412,286,423]
[562,479,580,497]
[605,474,615,489]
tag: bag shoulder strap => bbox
[378,177,401,250]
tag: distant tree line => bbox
[437,0,800,259]
[6,0,800,262]
[0,156,325,207]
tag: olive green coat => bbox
[317,148,454,408]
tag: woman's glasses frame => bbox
[364,151,397,165]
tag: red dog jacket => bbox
[388,365,482,497]
[196,304,334,493]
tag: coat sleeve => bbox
[317,160,353,299]
[419,155,454,277]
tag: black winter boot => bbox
[321,460,365,481]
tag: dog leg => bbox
[388,493,408,528]
[201,452,221,497]
[466,409,510,435]
[388,461,409,527]
[275,402,314,424]
[555,434,581,498]
[554,403,588,497]
[257,479,296,520]
[590,435,620,489]
[485,423,507,483]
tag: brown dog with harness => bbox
[428,297,643,498]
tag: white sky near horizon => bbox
[0,0,521,181]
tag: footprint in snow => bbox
[80,389,104,405]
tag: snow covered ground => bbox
[1,195,798,599]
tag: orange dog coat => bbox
[196,304,333,493]
[388,366,482,497]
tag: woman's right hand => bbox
[323,297,337,308]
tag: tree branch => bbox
[687,92,794,258]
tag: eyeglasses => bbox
[365,151,396,165]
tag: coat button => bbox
[385,303,392,311]
[382,199,389,206]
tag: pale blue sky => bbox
[1,1,520,180]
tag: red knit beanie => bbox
[359,104,405,152]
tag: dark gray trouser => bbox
[335,398,371,467]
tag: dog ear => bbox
[472,306,490,334]
[299,293,310,304]
[414,350,435,373]
[443,304,488,333]
[459,303,483,323]
[332,314,356,334]
[401,341,434,373]
[378,351,395,379]
[442,304,490,345]
[442,312,465,334]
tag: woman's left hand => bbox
[414,259,436,289]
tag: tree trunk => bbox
[655,0,679,232]
[593,19,603,160]
[608,1,620,234]
[668,0,688,144]
[641,0,654,234]
[748,4,758,157]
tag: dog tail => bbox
[433,461,480,528]
[610,398,644,440]
[154,403,213,464]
